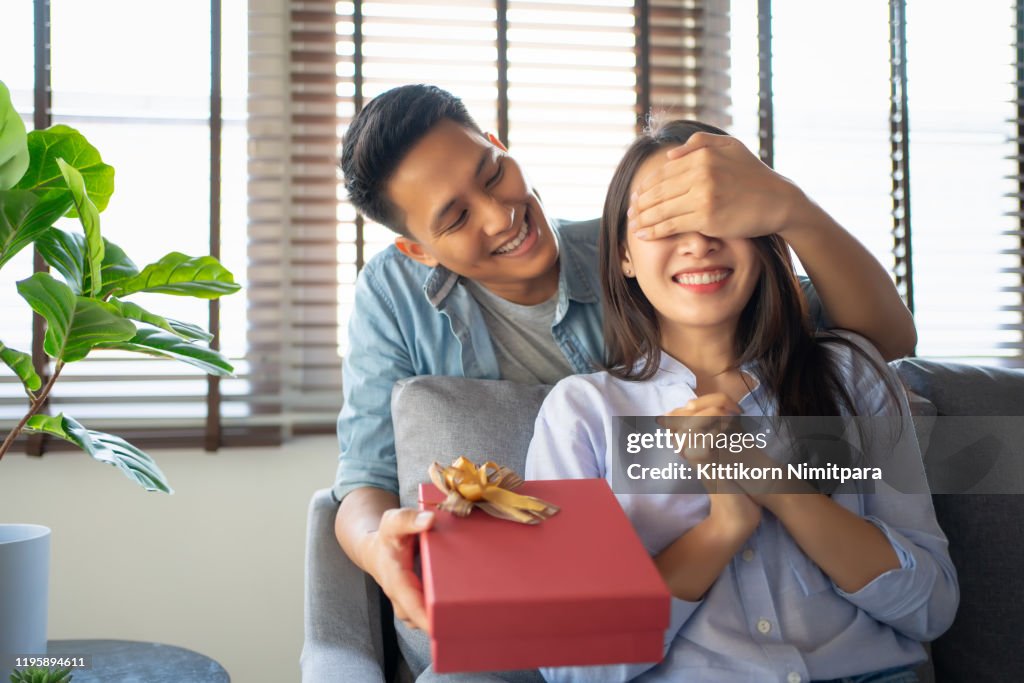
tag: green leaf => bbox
[0,190,38,265]
[114,252,241,299]
[94,238,139,298]
[35,228,140,297]
[0,340,41,392]
[107,297,214,342]
[16,272,75,354]
[16,273,136,363]
[56,159,103,297]
[96,327,233,376]
[163,317,215,342]
[25,413,172,493]
[0,80,29,190]
[0,188,74,270]
[32,226,85,293]
[13,124,114,214]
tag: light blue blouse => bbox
[525,332,958,683]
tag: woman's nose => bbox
[676,232,719,258]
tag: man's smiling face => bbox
[387,119,560,305]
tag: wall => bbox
[0,434,340,682]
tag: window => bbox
[731,0,1023,364]
[246,0,730,438]
[12,1,1007,452]
[2,0,731,448]
[0,0,253,447]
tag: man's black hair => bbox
[340,84,484,236]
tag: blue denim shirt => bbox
[332,218,605,502]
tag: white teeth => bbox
[674,270,729,285]
[494,221,529,254]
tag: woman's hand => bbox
[627,133,800,242]
[660,393,762,537]
[652,392,762,600]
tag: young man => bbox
[332,85,916,660]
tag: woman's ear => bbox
[394,236,440,268]
[485,132,508,152]
[621,246,635,278]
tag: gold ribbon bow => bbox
[428,457,560,524]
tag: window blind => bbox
[644,0,730,129]
[341,0,500,354]
[246,0,343,441]
[332,0,732,347]
[2,0,738,449]
[1017,0,1024,351]
[904,0,1022,361]
[506,0,637,220]
[888,0,912,309]
[0,1,38,434]
[769,1,894,274]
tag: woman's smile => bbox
[671,267,734,293]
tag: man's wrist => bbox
[354,529,381,577]
[775,184,829,244]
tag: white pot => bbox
[0,524,50,657]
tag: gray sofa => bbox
[302,359,1024,682]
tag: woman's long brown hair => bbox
[600,119,901,417]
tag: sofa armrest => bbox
[301,488,388,683]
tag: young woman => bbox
[525,120,958,683]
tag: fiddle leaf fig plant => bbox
[0,79,241,493]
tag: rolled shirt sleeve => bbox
[826,331,960,642]
[332,266,415,503]
[831,500,959,642]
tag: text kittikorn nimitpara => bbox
[626,462,883,485]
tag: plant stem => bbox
[0,361,64,461]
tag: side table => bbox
[45,639,230,682]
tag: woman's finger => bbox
[682,393,742,415]
[658,413,721,434]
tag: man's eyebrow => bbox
[474,146,491,178]
[430,148,493,234]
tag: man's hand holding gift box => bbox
[417,459,671,674]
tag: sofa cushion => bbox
[392,376,551,683]
[392,376,553,510]
[893,359,1024,681]
[892,360,1024,493]
[892,358,1024,417]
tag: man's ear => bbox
[485,132,508,153]
[394,235,440,268]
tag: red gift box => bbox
[418,478,670,674]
